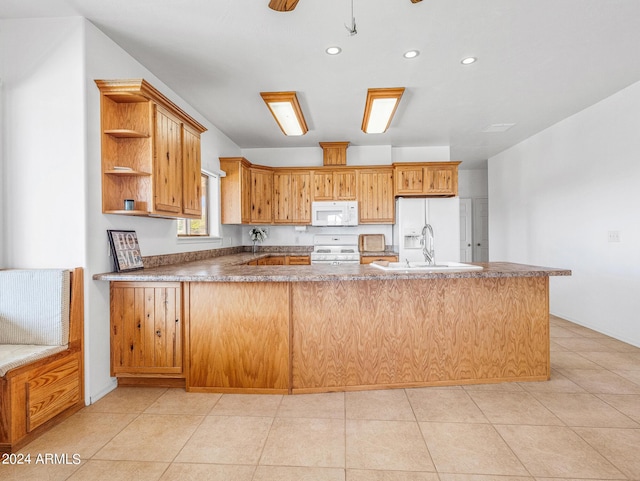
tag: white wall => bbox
[459,169,488,199]
[242,145,450,168]
[1,18,87,269]
[0,72,5,268]
[488,80,640,347]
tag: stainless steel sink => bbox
[370,261,483,272]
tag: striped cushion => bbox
[0,269,70,346]
[0,344,68,377]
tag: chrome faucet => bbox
[422,224,435,265]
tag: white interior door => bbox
[459,199,473,262]
[473,197,489,262]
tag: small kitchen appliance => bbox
[310,234,360,265]
[311,201,358,227]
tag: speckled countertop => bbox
[94,252,571,283]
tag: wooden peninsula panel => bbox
[187,282,290,393]
[97,260,569,394]
[291,276,549,392]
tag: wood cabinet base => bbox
[186,282,290,393]
[185,276,550,394]
[117,376,186,389]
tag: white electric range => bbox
[310,234,360,265]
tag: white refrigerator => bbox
[393,197,460,263]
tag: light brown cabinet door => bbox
[290,172,311,223]
[250,168,273,223]
[312,170,356,201]
[110,282,182,376]
[334,170,357,200]
[273,172,291,223]
[153,106,183,214]
[240,164,252,223]
[358,168,394,223]
[181,125,202,217]
[220,158,252,224]
[395,165,425,195]
[312,171,334,200]
[274,171,311,224]
[424,164,458,196]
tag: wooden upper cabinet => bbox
[425,164,458,195]
[334,170,357,200]
[312,169,356,201]
[312,171,333,200]
[251,167,274,224]
[393,162,460,197]
[358,168,395,224]
[96,79,206,219]
[220,157,252,224]
[319,142,349,166]
[219,157,459,225]
[181,125,202,217]
[394,165,424,194]
[153,105,182,215]
[274,170,311,224]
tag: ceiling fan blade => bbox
[411,0,423,3]
[269,0,300,11]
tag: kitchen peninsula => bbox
[95,254,570,394]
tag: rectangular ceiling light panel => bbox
[260,91,308,136]
[362,87,405,134]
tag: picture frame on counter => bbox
[107,230,144,272]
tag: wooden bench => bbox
[0,268,84,453]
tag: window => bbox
[178,172,220,237]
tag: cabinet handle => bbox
[156,329,162,337]
[467,244,471,247]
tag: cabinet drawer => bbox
[27,355,81,432]
[361,255,398,264]
[287,256,311,265]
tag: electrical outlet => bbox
[608,231,621,243]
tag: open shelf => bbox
[104,209,149,216]
[104,129,150,138]
[104,169,151,177]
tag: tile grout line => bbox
[403,387,440,476]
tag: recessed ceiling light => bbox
[326,46,342,55]
[461,56,477,65]
[482,123,515,133]
[403,50,420,59]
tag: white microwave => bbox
[311,201,358,226]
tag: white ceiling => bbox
[3,0,640,170]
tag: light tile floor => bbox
[4,315,640,481]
